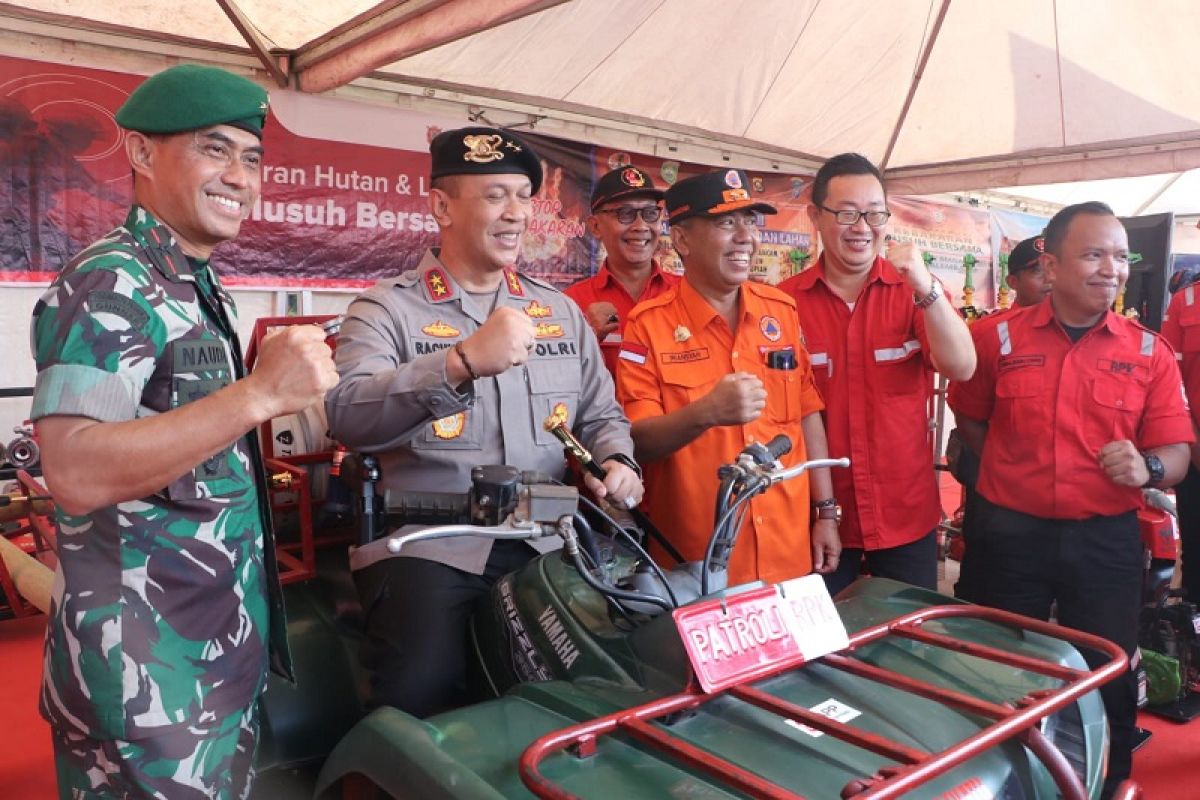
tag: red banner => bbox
[1,54,997,304]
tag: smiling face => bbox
[1045,212,1129,326]
[129,125,263,259]
[588,195,662,273]
[431,173,532,273]
[672,209,760,296]
[808,173,887,278]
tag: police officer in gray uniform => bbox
[326,127,643,717]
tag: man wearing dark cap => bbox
[565,166,679,375]
[615,169,840,584]
[946,234,1049,600]
[30,64,338,798]
[777,153,975,596]
[326,126,642,718]
[1004,234,1052,309]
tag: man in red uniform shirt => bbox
[950,202,1193,797]
[1160,268,1200,605]
[566,166,679,375]
[617,169,840,585]
[777,153,975,595]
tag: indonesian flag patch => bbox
[618,342,648,365]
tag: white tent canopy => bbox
[3,0,1200,196]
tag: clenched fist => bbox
[248,325,339,420]
[886,240,935,295]
[1098,440,1149,487]
[584,301,620,340]
[455,306,536,378]
[702,372,767,427]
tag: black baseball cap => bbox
[591,166,664,211]
[1008,236,1045,274]
[665,169,777,225]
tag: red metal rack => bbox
[520,605,1142,800]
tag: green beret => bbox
[430,126,543,194]
[116,64,269,138]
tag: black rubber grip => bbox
[765,434,792,461]
[382,490,471,526]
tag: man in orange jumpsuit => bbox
[617,169,840,585]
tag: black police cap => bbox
[429,126,543,194]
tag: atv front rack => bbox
[519,604,1141,800]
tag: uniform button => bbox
[431,397,442,406]
[732,351,738,359]
[1116,400,1123,407]
[755,516,764,524]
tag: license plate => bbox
[674,578,850,693]
[673,586,802,693]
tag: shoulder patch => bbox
[86,290,149,329]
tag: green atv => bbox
[255,439,1138,799]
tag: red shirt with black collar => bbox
[950,300,1193,519]
[564,259,679,376]
[777,255,939,551]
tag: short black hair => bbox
[1043,201,1115,255]
[811,153,885,207]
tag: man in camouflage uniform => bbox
[30,64,337,799]
[326,127,643,717]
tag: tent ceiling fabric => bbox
[5,0,1200,193]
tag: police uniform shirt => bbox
[326,249,634,574]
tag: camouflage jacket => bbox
[30,205,291,740]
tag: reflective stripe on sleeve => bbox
[1142,331,1155,357]
[996,321,1012,356]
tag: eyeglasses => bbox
[817,205,890,227]
[597,206,663,224]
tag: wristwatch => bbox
[1142,452,1165,488]
[914,278,942,309]
[813,498,842,524]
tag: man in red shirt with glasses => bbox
[778,153,975,595]
[566,166,679,375]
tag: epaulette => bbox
[395,269,421,288]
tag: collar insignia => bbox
[424,268,455,302]
[504,269,525,297]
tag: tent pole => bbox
[880,0,952,171]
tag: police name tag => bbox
[673,579,849,693]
